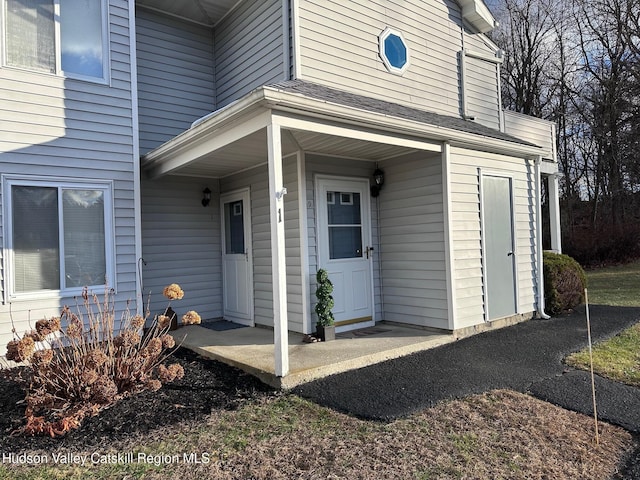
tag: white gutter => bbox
[534,157,550,319]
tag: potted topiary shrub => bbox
[315,269,335,342]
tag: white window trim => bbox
[378,27,410,76]
[2,175,116,302]
[0,0,111,84]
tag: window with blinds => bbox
[6,179,114,297]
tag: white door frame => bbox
[315,175,375,332]
[220,188,254,325]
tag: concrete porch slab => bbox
[171,324,455,389]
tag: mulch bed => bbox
[0,348,277,453]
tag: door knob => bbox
[507,251,514,256]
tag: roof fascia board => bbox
[457,0,496,33]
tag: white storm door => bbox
[317,177,373,327]
[221,189,253,325]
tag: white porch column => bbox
[267,120,289,377]
[548,173,562,253]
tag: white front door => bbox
[221,189,253,325]
[317,177,374,329]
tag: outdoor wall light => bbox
[201,187,211,207]
[370,168,385,197]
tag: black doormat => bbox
[200,320,247,332]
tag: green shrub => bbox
[543,252,587,315]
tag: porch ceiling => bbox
[135,0,237,26]
[159,125,421,179]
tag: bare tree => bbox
[489,0,640,262]
[574,0,638,227]
[490,0,557,116]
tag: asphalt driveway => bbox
[293,305,640,430]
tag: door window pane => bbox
[329,226,362,259]
[327,191,361,225]
[60,0,104,77]
[327,191,362,259]
[225,200,245,254]
[63,189,106,287]
[5,0,56,73]
[12,186,60,291]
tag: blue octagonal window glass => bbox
[379,28,409,75]
[384,34,407,69]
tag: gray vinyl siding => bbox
[449,147,537,328]
[503,110,557,161]
[297,0,465,117]
[140,177,222,321]
[305,155,382,324]
[378,152,448,329]
[220,157,304,332]
[136,9,215,155]
[463,54,501,130]
[0,0,136,347]
[215,0,287,108]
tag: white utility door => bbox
[221,189,253,325]
[482,175,517,320]
[317,177,374,328]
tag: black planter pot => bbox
[165,307,178,331]
[316,324,335,342]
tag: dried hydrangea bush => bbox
[2,285,198,437]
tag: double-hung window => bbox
[4,177,115,298]
[3,0,108,81]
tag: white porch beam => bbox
[267,120,289,377]
[548,173,562,253]
[272,113,442,153]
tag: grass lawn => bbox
[584,260,640,307]
[567,260,640,387]
[567,323,640,387]
[0,392,631,480]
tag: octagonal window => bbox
[379,27,410,75]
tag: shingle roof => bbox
[267,79,538,147]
